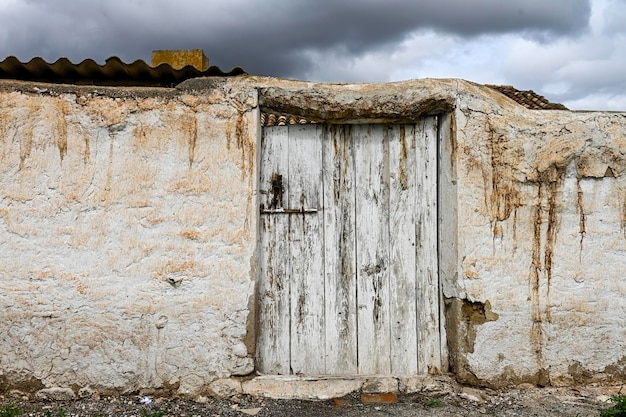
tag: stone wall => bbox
[0,77,624,396]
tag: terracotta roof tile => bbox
[261,112,320,127]
[485,84,568,110]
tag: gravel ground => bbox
[1,384,621,417]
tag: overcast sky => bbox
[1,0,624,110]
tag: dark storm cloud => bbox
[0,0,590,78]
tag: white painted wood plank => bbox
[257,126,291,374]
[416,116,441,373]
[388,124,419,374]
[323,125,358,374]
[288,124,326,374]
[437,114,453,371]
[354,124,391,374]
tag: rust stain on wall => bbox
[82,130,90,163]
[527,167,564,370]
[236,109,254,180]
[104,126,114,201]
[56,101,69,163]
[468,110,626,388]
[529,185,544,368]
[575,177,586,259]
[483,117,577,376]
[185,113,198,168]
[622,197,626,238]
[447,112,457,171]
[0,106,17,163]
[542,169,562,299]
[486,119,521,227]
[18,101,39,170]
[225,106,255,181]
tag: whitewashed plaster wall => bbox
[0,77,624,396]
[449,82,626,387]
[0,81,259,395]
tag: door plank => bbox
[323,125,358,374]
[257,126,291,374]
[288,124,326,374]
[388,124,419,374]
[416,116,441,373]
[354,124,391,374]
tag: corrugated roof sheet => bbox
[486,84,568,110]
[0,56,245,87]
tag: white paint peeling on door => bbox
[389,124,419,374]
[354,124,392,374]
[415,117,441,373]
[257,126,290,374]
[323,125,358,374]
[257,120,440,375]
[287,124,325,375]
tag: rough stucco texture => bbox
[0,85,258,395]
[1,76,625,395]
[452,82,626,386]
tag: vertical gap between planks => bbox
[287,126,292,375]
[321,124,327,373]
[385,125,392,373]
[413,122,421,373]
[257,125,263,370]
[352,125,360,373]
[436,114,446,369]
[435,115,442,368]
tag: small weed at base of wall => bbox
[425,398,446,408]
[0,403,22,417]
[600,392,626,417]
[141,410,164,417]
[41,407,66,417]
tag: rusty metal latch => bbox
[261,173,318,214]
[260,206,318,214]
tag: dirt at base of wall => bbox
[1,377,621,417]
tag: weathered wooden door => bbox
[257,119,440,375]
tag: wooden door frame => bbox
[254,96,455,376]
